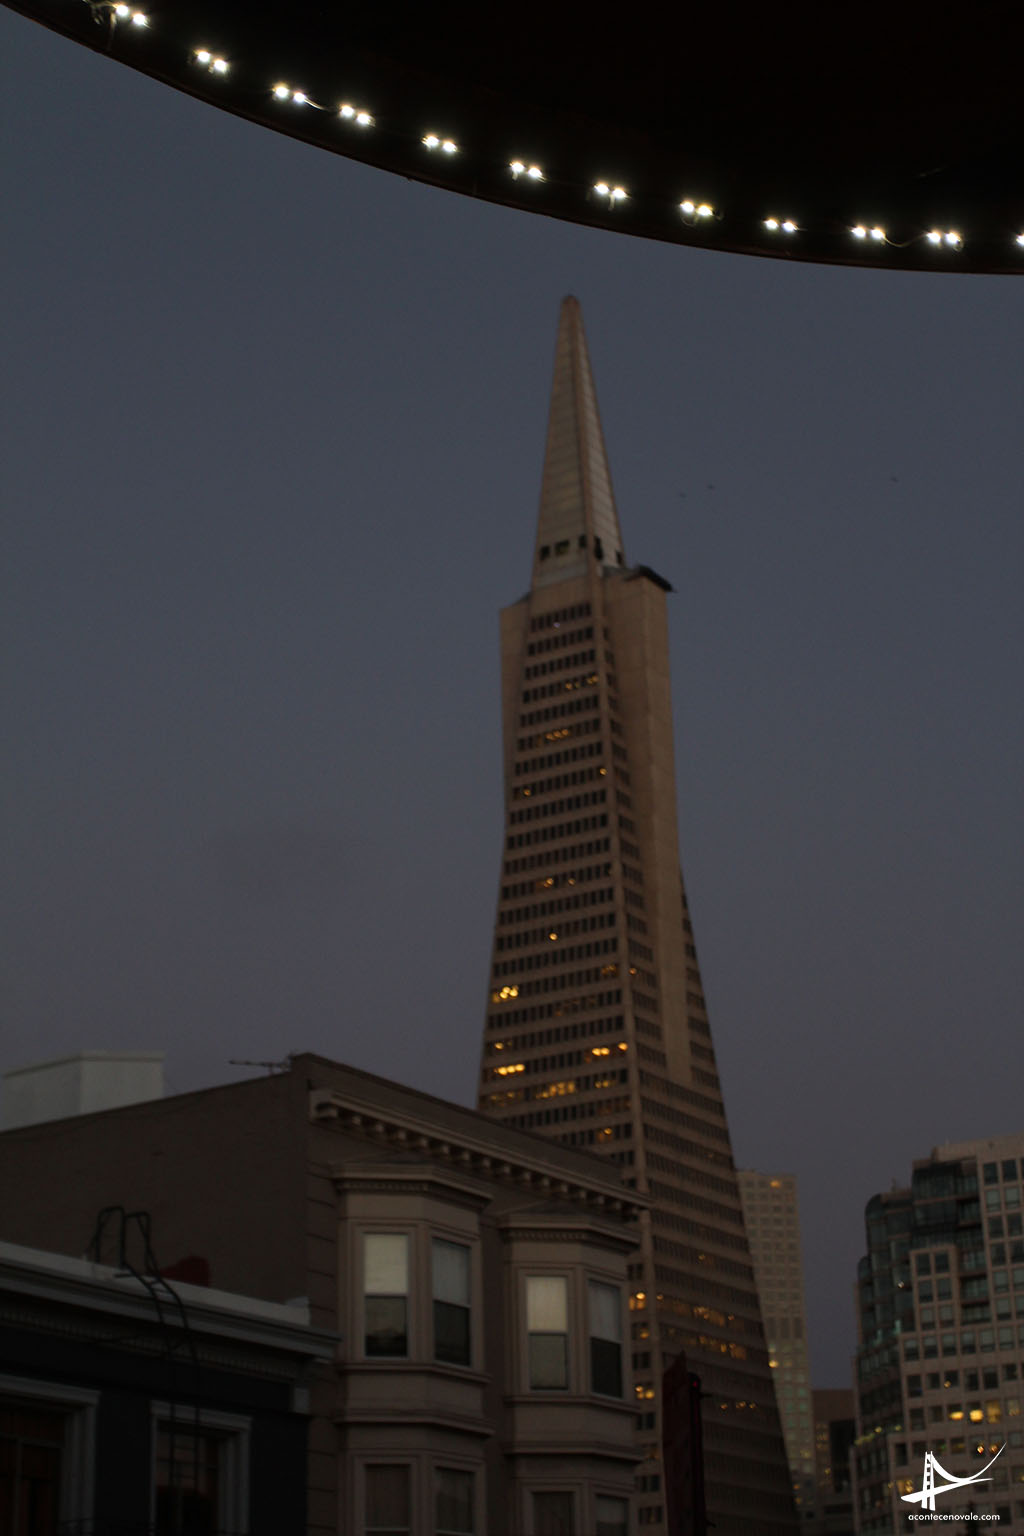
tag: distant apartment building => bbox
[737,1171,816,1514]
[852,1133,1024,1533]
[0,1052,643,1536]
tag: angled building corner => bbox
[476,297,797,1535]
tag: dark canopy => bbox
[10,0,1022,272]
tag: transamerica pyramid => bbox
[477,298,797,1535]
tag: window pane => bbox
[155,1427,220,1536]
[436,1468,474,1535]
[529,1333,569,1389]
[365,1464,410,1536]
[595,1495,628,1536]
[589,1281,621,1341]
[433,1241,470,1306]
[0,1409,64,1536]
[365,1235,408,1294]
[366,1295,408,1357]
[527,1277,568,1332]
[435,1299,471,1366]
[533,1490,575,1535]
[591,1336,623,1397]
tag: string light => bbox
[927,229,962,248]
[194,50,229,74]
[78,0,1012,267]
[271,83,327,108]
[339,104,374,126]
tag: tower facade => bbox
[738,1170,818,1515]
[477,299,795,1535]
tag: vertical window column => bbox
[155,1427,220,1536]
[364,1234,409,1357]
[533,1489,575,1534]
[433,1240,472,1367]
[595,1495,629,1536]
[526,1277,569,1389]
[364,1464,410,1536]
[588,1281,623,1397]
[0,1407,64,1533]
[436,1468,475,1535]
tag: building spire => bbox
[531,296,626,590]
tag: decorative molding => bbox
[312,1089,645,1222]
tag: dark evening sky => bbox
[3,11,1023,1386]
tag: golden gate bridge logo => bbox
[901,1444,1004,1512]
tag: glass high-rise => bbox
[476,298,795,1535]
[852,1134,1024,1533]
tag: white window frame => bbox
[0,1374,98,1526]
[149,1402,250,1534]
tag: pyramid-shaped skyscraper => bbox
[477,298,796,1535]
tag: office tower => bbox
[477,298,795,1535]
[852,1134,1024,1534]
[738,1171,817,1514]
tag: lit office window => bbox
[364,1234,409,1357]
[527,1276,569,1389]
[433,1240,472,1366]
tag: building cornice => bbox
[330,1164,494,1211]
[0,1242,336,1365]
[310,1089,646,1221]
[496,1219,638,1254]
